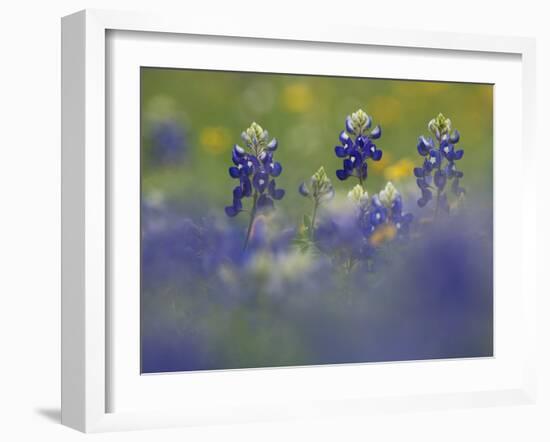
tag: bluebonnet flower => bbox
[298,166,335,242]
[299,166,335,202]
[334,109,383,185]
[225,122,285,249]
[150,119,187,164]
[315,182,412,271]
[354,182,413,245]
[380,183,414,238]
[414,113,465,216]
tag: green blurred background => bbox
[141,68,493,221]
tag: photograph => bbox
[140,68,494,373]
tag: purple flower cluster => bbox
[225,122,285,217]
[334,109,383,184]
[359,193,413,240]
[315,182,413,265]
[414,113,465,213]
[150,119,187,165]
[353,182,413,244]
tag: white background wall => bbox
[0,0,547,440]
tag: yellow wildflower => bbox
[282,83,313,113]
[369,223,397,247]
[200,126,230,155]
[370,152,391,174]
[383,158,415,182]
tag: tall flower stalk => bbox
[334,109,383,188]
[298,166,335,240]
[225,122,285,250]
[414,113,465,219]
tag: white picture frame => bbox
[61,9,538,433]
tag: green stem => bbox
[243,192,258,251]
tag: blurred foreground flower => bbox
[334,109,383,186]
[316,182,412,270]
[142,201,297,296]
[225,122,285,250]
[142,201,493,372]
[414,113,465,217]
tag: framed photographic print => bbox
[61,9,538,432]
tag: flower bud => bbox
[348,184,369,208]
[379,181,399,208]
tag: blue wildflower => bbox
[315,182,412,271]
[334,109,383,185]
[353,182,413,245]
[150,119,187,164]
[414,113,465,216]
[225,122,285,250]
[388,195,414,238]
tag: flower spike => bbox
[413,113,466,218]
[333,108,383,187]
[225,122,285,250]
